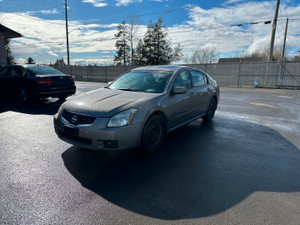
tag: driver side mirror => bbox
[172,86,187,95]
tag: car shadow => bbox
[0,97,64,115]
[61,115,300,220]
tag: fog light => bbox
[103,140,118,149]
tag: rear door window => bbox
[0,67,8,76]
[7,67,24,77]
[190,70,208,87]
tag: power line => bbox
[0,1,228,27]
[0,9,67,26]
[1,0,299,29]
[11,15,300,47]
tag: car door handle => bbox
[190,92,196,97]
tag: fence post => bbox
[280,59,286,87]
[87,66,89,81]
[263,63,268,86]
[237,60,241,87]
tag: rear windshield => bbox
[27,66,63,76]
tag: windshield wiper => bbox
[118,88,143,92]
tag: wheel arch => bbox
[141,111,167,153]
[212,94,218,105]
[144,110,168,135]
[149,111,168,134]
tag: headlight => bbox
[56,104,64,117]
[107,108,138,128]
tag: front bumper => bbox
[53,113,144,151]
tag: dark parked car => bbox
[0,64,76,103]
[54,65,219,153]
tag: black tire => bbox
[142,115,165,153]
[202,97,217,122]
[19,88,30,103]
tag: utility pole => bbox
[279,18,288,87]
[281,18,289,62]
[65,0,70,66]
[268,0,280,61]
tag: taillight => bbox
[69,77,75,83]
[38,77,52,84]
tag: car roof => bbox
[132,65,189,73]
[6,64,49,69]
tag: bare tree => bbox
[114,21,130,66]
[292,49,300,61]
[124,15,142,65]
[245,48,281,61]
[114,16,142,66]
[192,47,217,64]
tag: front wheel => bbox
[141,115,165,153]
[58,95,68,101]
[202,97,217,121]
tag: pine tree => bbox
[5,39,16,65]
[114,21,131,66]
[25,57,36,64]
[135,18,183,65]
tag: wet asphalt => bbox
[0,83,299,225]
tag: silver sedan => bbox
[53,65,219,153]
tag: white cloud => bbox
[39,9,59,14]
[176,1,300,58]
[82,0,107,7]
[16,57,27,64]
[224,0,245,5]
[72,57,114,66]
[48,50,58,57]
[24,8,60,16]
[116,0,142,7]
[0,11,117,64]
[1,0,300,65]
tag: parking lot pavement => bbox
[0,84,299,225]
[218,87,300,147]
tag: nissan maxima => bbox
[53,65,219,153]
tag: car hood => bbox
[62,88,159,117]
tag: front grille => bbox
[62,110,96,126]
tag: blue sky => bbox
[0,0,300,65]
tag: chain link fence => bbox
[54,61,300,88]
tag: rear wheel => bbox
[142,115,165,153]
[202,97,217,121]
[19,88,30,103]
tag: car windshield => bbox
[26,66,63,76]
[109,70,172,93]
